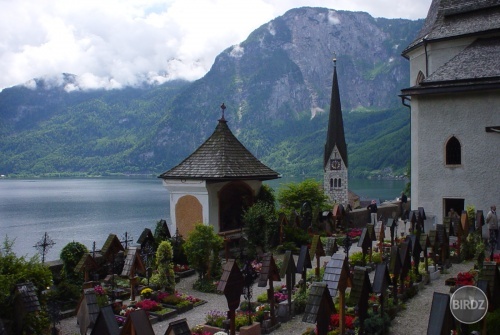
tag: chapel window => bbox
[446,136,461,165]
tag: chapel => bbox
[158,104,280,237]
[400,0,500,224]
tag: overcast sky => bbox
[0,0,432,91]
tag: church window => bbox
[338,178,341,187]
[416,71,425,85]
[334,179,338,188]
[445,136,461,165]
[330,178,333,189]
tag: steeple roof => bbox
[159,110,280,181]
[324,61,348,168]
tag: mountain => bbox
[0,7,422,179]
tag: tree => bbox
[60,241,88,285]
[184,224,223,283]
[277,179,330,218]
[0,237,52,329]
[150,240,175,293]
[243,201,278,259]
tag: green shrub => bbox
[162,294,183,305]
[184,224,223,283]
[243,201,278,259]
[60,241,88,285]
[282,225,310,248]
[363,310,391,335]
[257,291,268,303]
[150,240,175,293]
[292,287,309,314]
[371,252,382,264]
[349,251,366,266]
[235,312,252,329]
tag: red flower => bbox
[328,313,355,330]
[456,272,474,286]
[135,299,160,311]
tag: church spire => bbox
[324,55,348,168]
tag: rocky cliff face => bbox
[204,7,420,119]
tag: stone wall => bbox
[348,200,411,228]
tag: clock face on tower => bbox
[330,159,341,170]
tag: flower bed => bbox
[174,264,196,278]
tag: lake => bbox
[0,177,406,261]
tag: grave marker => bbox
[90,305,119,335]
[373,263,391,316]
[217,259,244,335]
[279,250,297,319]
[258,253,281,325]
[310,235,325,279]
[427,292,454,335]
[323,253,352,334]
[164,318,191,335]
[121,247,146,302]
[302,282,335,335]
[120,309,155,335]
[349,266,372,334]
[296,245,312,290]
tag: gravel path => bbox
[59,221,476,335]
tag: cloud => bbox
[0,0,432,91]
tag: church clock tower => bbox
[323,56,348,205]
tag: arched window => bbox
[416,70,425,85]
[334,179,338,188]
[338,178,342,188]
[330,178,334,189]
[446,136,461,165]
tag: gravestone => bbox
[386,218,396,246]
[389,246,402,304]
[476,210,485,231]
[77,288,100,335]
[460,211,470,237]
[217,259,244,335]
[302,282,335,335]
[120,309,155,335]
[296,245,312,290]
[419,234,431,274]
[349,266,372,333]
[279,250,297,320]
[121,247,146,302]
[436,224,450,266]
[258,253,281,326]
[101,234,125,300]
[405,235,423,276]
[90,305,119,335]
[310,235,325,279]
[373,263,391,316]
[482,261,500,310]
[399,241,412,293]
[75,253,99,282]
[14,282,41,334]
[164,318,191,335]
[427,292,454,335]
[323,253,352,335]
[357,228,373,265]
[418,207,427,233]
[325,237,339,256]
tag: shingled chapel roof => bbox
[403,0,500,55]
[401,0,500,94]
[159,113,280,181]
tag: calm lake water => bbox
[0,177,405,261]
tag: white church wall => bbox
[411,91,500,224]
